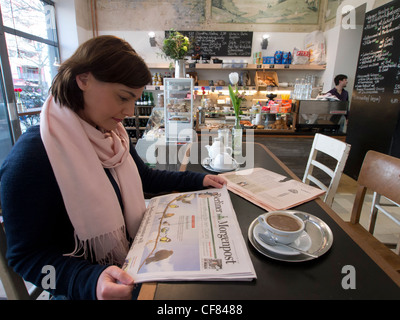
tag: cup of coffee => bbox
[211,152,237,170]
[260,212,304,244]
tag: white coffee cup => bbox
[258,212,304,244]
[211,152,237,170]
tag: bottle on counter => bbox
[158,93,164,108]
[137,93,143,106]
[149,92,154,106]
[143,92,148,106]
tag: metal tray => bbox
[248,210,333,262]
[201,157,239,173]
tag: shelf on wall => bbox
[144,84,293,92]
[147,63,326,71]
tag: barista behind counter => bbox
[326,74,349,102]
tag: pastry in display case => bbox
[164,78,194,144]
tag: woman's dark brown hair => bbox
[51,35,152,112]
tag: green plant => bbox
[161,29,191,61]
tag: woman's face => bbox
[75,72,144,131]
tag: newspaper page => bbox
[123,186,256,283]
[220,168,325,211]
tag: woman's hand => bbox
[96,266,135,300]
[203,174,227,189]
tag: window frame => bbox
[0,0,60,143]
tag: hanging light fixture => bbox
[148,32,157,47]
[261,34,270,50]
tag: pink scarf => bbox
[40,96,146,265]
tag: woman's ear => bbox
[75,72,90,91]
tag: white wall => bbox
[53,0,390,95]
[54,0,79,61]
[97,30,310,65]
[322,26,339,92]
[322,2,369,104]
[54,5,320,86]
[322,23,364,100]
[54,0,92,62]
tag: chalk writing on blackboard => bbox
[165,30,253,57]
[353,3,400,100]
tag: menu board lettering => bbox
[165,30,253,57]
[346,0,400,178]
[353,3,400,103]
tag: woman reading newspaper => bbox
[0,36,225,300]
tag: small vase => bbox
[174,59,186,78]
[16,96,25,113]
[232,117,242,156]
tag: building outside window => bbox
[0,0,59,153]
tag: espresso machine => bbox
[296,100,349,134]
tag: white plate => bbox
[253,223,312,256]
[201,157,239,173]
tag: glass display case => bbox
[164,78,194,144]
[141,107,165,140]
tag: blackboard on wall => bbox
[345,0,400,179]
[165,30,253,57]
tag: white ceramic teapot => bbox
[205,138,232,159]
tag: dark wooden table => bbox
[138,142,400,300]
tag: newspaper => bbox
[220,168,325,211]
[123,186,256,283]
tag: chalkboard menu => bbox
[165,30,253,57]
[346,0,400,179]
[352,2,400,101]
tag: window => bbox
[0,67,13,166]
[1,0,58,42]
[0,0,59,135]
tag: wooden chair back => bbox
[350,150,400,225]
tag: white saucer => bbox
[202,157,238,173]
[253,223,312,256]
[210,161,237,172]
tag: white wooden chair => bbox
[302,133,351,207]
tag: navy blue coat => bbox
[0,125,205,299]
